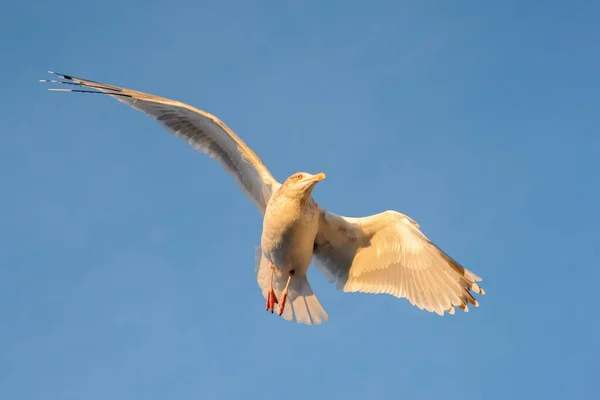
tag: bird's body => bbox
[261,193,319,278]
[42,71,486,326]
[258,172,328,320]
[261,173,322,278]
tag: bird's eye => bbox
[295,173,303,180]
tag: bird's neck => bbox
[267,190,316,223]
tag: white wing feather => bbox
[43,72,280,214]
[313,209,485,315]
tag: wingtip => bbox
[472,282,486,295]
[46,87,132,97]
[40,79,77,85]
[47,70,72,80]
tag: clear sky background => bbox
[1,1,599,399]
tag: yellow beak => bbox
[312,172,326,182]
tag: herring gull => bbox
[41,71,486,325]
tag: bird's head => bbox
[281,172,326,199]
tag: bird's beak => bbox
[312,172,326,182]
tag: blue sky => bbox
[1,0,599,399]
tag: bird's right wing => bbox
[313,209,485,315]
[41,71,281,214]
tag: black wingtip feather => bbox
[47,88,132,97]
[43,71,130,97]
[48,71,72,80]
[46,70,124,92]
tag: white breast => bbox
[260,196,319,276]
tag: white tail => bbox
[255,247,329,325]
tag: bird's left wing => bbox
[313,209,485,315]
[41,71,280,214]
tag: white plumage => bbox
[42,71,485,325]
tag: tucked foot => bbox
[278,292,287,316]
[266,263,278,313]
[266,288,278,313]
[278,270,294,316]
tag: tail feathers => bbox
[254,247,329,326]
[284,277,329,325]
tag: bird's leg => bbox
[266,262,278,313]
[278,270,295,316]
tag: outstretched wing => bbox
[41,71,281,214]
[313,209,485,315]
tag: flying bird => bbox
[41,71,485,325]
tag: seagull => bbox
[41,71,485,325]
